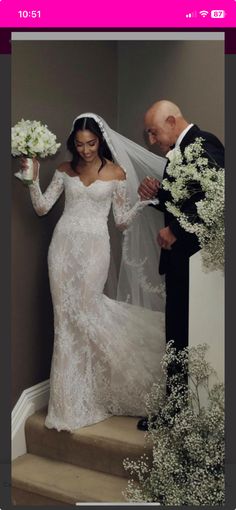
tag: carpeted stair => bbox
[12,408,151,505]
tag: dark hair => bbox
[67,117,113,172]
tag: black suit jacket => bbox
[156,125,225,275]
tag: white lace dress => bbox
[29,170,165,431]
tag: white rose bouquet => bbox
[12,119,61,184]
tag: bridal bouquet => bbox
[162,138,224,272]
[12,119,61,184]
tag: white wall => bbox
[189,252,224,382]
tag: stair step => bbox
[25,409,151,478]
[12,453,128,504]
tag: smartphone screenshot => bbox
[0,2,235,509]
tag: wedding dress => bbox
[29,170,165,431]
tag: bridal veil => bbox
[71,113,167,313]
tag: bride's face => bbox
[74,129,100,162]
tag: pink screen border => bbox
[0,0,235,27]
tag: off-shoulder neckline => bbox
[56,170,126,189]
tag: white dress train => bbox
[29,170,165,431]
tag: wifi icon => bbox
[199,10,209,17]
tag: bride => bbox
[19,113,167,431]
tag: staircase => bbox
[12,409,150,505]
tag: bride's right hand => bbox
[20,157,39,180]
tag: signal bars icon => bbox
[186,11,197,17]
[186,10,209,18]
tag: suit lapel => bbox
[179,124,200,152]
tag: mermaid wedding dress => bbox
[29,170,165,431]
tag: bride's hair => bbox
[67,117,113,171]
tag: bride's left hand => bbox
[20,156,39,180]
[138,177,160,200]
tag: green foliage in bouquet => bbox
[123,342,224,505]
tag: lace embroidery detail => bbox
[28,173,165,431]
[29,170,64,215]
[112,180,149,230]
[112,181,166,298]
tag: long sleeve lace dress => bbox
[29,170,165,431]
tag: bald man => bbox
[139,100,224,359]
[137,100,224,430]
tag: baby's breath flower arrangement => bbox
[123,342,225,505]
[12,119,61,184]
[163,138,224,272]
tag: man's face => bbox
[145,113,174,155]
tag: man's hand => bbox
[157,226,177,250]
[138,176,160,200]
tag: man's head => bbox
[144,100,189,155]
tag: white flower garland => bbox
[123,342,225,505]
[162,138,224,272]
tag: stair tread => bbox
[25,409,151,479]
[12,453,128,503]
[27,408,147,446]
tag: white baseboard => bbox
[12,379,50,460]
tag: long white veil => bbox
[71,113,167,312]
